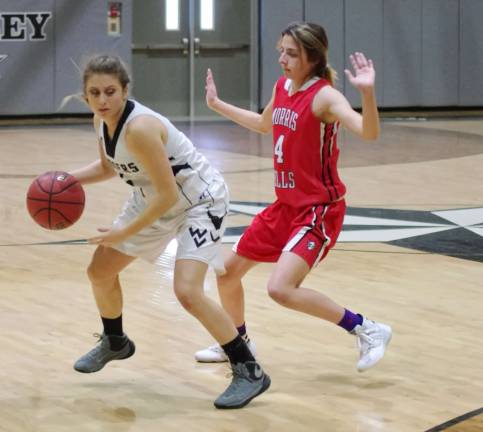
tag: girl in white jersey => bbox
[69,55,270,409]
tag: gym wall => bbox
[2,0,483,115]
[260,0,483,109]
[0,0,132,116]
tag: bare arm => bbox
[206,68,273,134]
[89,115,179,246]
[315,52,380,140]
[69,116,117,184]
[119,116,179,238]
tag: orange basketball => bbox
[26,171,85,230]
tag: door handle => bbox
[132,41,190,55]
[197,42,250,51]
[182,37,189,55]
[194,37,200,55]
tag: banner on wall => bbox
[0,12,52,41]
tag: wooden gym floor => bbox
[0,116,482,432]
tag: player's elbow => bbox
[257,120,272,135]
[362,127,380,141]
[254,114,272,135]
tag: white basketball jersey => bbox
[99,100,224,218]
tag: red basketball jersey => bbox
[272,76,346,207]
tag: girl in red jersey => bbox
[195,22,392,372]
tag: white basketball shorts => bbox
[111,181,229,274]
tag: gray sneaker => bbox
[74,333,135,373]
[214,361,271,409]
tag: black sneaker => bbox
[73,333,135,373]
[214,361,271,409]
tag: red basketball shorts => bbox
[234,199,346,268]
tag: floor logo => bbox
[224,202,483,263]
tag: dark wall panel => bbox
[305,0,344,93]
[422,0,458,106]
[345,0,383,107]
[383,0,422,107]
[55,0,132,114]
[459,0,483,105]
[260,0,303,106]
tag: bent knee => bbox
[267,282,292,306]
[216,271,239,288]
[174,285,203,313]
[87,261,117,284]
[216,255,254,287]
[175,292,203,313]
[216,264,247,289]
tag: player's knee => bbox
[216,271,237,290]
[174,284,201,313]
[218,253,252,285]
[216,262,245,290]
[267,281,291,306]
[86,261,116,284]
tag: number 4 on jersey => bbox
[274,135,284,163]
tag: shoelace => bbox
[226,363,256,383]
[224,366,252,392]
[80,333,105,361]
[357,332,377,354]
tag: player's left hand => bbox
[205,68,219,109]
[88,227,129,247]
[344,52,375,92]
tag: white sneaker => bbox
[195,339,257,363]
[353,319,392,372]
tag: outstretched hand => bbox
[205,68,218,109]
[344,52,375,92]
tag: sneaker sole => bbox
[74,340,136,374]
[195,356,229,363]
[214,374,271,409]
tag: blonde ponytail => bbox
[324,64,338,86]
